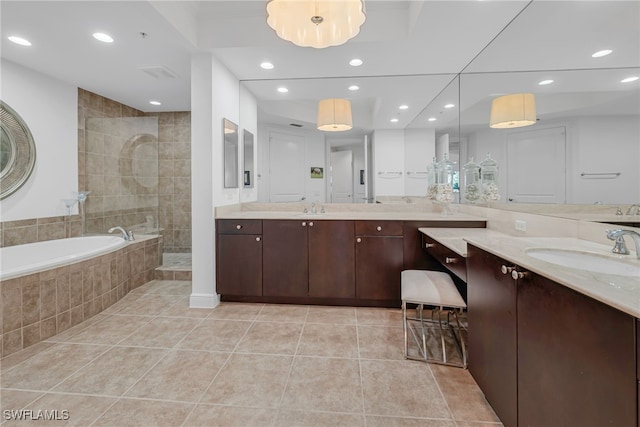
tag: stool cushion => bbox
[401,270,466,308]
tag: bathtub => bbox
[0,235,127,280]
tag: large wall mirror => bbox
[223,118,239,188]
[243,129,254,188]
[0,101,37,200]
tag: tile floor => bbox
[0,280,502,427]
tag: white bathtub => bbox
[0,236,128,280]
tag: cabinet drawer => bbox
[356,220,403,236]
[423,235,466,282]
[217,219,262,234]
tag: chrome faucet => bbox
[311,202,317,214]
[625,204,640,215]
[108,226,134,241]
[606,229,640,258]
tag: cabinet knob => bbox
[376,226,382,231]
[445,257,458,264]
[356,237,362,243]
[425,243,435,248]
[511,270,530,280]
[236,224,242,230]
[501,265,515,275]
[255,237,261,242]
[309,221,314,227]
[302,222,307,227]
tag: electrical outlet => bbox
[515,220,527,232]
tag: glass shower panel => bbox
[84,116,159,236]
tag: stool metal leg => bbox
[402,301,408,358]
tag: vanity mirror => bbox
[243,129,254,188]
[0,101,37,200]
[223,118,239,188]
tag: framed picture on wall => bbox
[310,167,323,179]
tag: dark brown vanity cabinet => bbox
[467,244,637,427]
[262,220,355,299]
[216,220,263,296]
[355,221,404,304]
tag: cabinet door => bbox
[308,220,355,299]
[466,244,517,427]
[355,235,403,302]
[262,220,309,297]
[217,234,262,296]
[517,272,636,427]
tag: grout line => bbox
[355,313,368,427]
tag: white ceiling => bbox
[1,1,639,138]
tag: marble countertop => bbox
[419,228,640,318]
[217,210,486,222]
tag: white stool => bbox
[401,270,467,368]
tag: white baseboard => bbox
[189,293,220,309]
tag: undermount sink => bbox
[526,248,640,277]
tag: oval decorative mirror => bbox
[0,101,37,200]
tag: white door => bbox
[269,132,306,202]
[330,150,353,203]
[507,126,566,203]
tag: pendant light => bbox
[317,98,353,131]
[489,93,536,129]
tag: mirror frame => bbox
[223,118,239,188]
[0,101,37,200]
[243,129,254,188]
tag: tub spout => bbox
[108,226,134,241]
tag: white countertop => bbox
[419,228,640,318]
[217,210,486,222]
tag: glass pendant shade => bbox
[266,0,366,49]
[489,93,536,129]
[317,98,353,131]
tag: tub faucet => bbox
[108,226,134,241]
[606,229,640,258]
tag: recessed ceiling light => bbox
[621,76,639,83]
[349,58,363,67]
[348,85,360,91]
[444,103,455,109]
[260,62,274,70]
[538,79,554,85]
[8,36,31,46]
[277,87,288,93]
[592,49,612,58]
[399,105,409,110]
[390,118,399,123]
[149,100,162,106]
[93,32,114,43]
[428,117,437,122]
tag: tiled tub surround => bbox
[0,235,163,358]
[0,215,83,248]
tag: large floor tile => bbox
[360,359,451,419]
[305,306,357,325]
[276,410,365,427]
[113,294,180,316]
[356,308,403,326]
[0,390,44,413]
[1,343,108,391]
[235,321,303,355]
[185,404,277,427]
[357,325,405,360]
[52,346,166,396]
[157,300,212,318]
[117,317,202,348]
[200,353,292,408]
[63,315,152,345]
[206,302,264,320]
[281,356,363,413]
[296,323,358,358]
[124,350,228,402]
[132,280,191,295]
[366,415,456,427]
[256,304,308,323]
[176,319,251,352]
[0,342,57,371]
[430,364,501,423]
[91,398,193,427]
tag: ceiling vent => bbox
[139,66,180,79]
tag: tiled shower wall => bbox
[78,89,191,253]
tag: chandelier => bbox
[266,0,366,49]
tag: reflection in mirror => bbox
[223,118,239,188]
[0,101,37,200]
[243,129,254,188]
[459,68,640,206]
